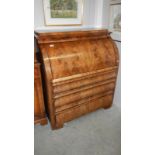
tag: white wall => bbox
[34,0,44,28]
[113,41,121,109]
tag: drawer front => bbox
[53,70,117,94]
[56,94,113,125]
[89,94,113,111]
[54,82,115,108]
[55,91,113,113]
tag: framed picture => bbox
[43,0,83,26]
[109,0,121,32]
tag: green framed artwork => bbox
[43,0,83,26]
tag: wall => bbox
[108,0,121,108]
[113,41,121,109]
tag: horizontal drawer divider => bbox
[54,78,116,99]
[55,91,113,114]
[52,66,118,86]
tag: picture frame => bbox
[43,0,83,26]
[109,0,121,32]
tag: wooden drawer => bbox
[55,94,113,126]
[54,81,115,108]
[53,69,117,94]
[55,91,113,113]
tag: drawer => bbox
[89,94,113,111]
[55,94,113,125]
[56,102,89,125]
[54,82,115,107]
[55,91,113,113]
[53,70,117,94]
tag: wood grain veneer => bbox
[35,29,119,130]
[34,50,48,125]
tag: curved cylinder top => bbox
[35,29,119,80]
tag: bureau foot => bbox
[103,104,112,109]
[34,117,48,126]
[56,123,64,129]
[40,119,48,126]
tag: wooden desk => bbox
[35,29,119,129]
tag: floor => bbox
[34,105,121,155]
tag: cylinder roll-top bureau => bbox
[35,29,119,130]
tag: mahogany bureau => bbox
[34,50,48,125]
[35,29,119,130]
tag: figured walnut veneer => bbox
[35,29,119,130]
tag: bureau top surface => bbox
[35,29,110,44]
[35,27,108,34]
